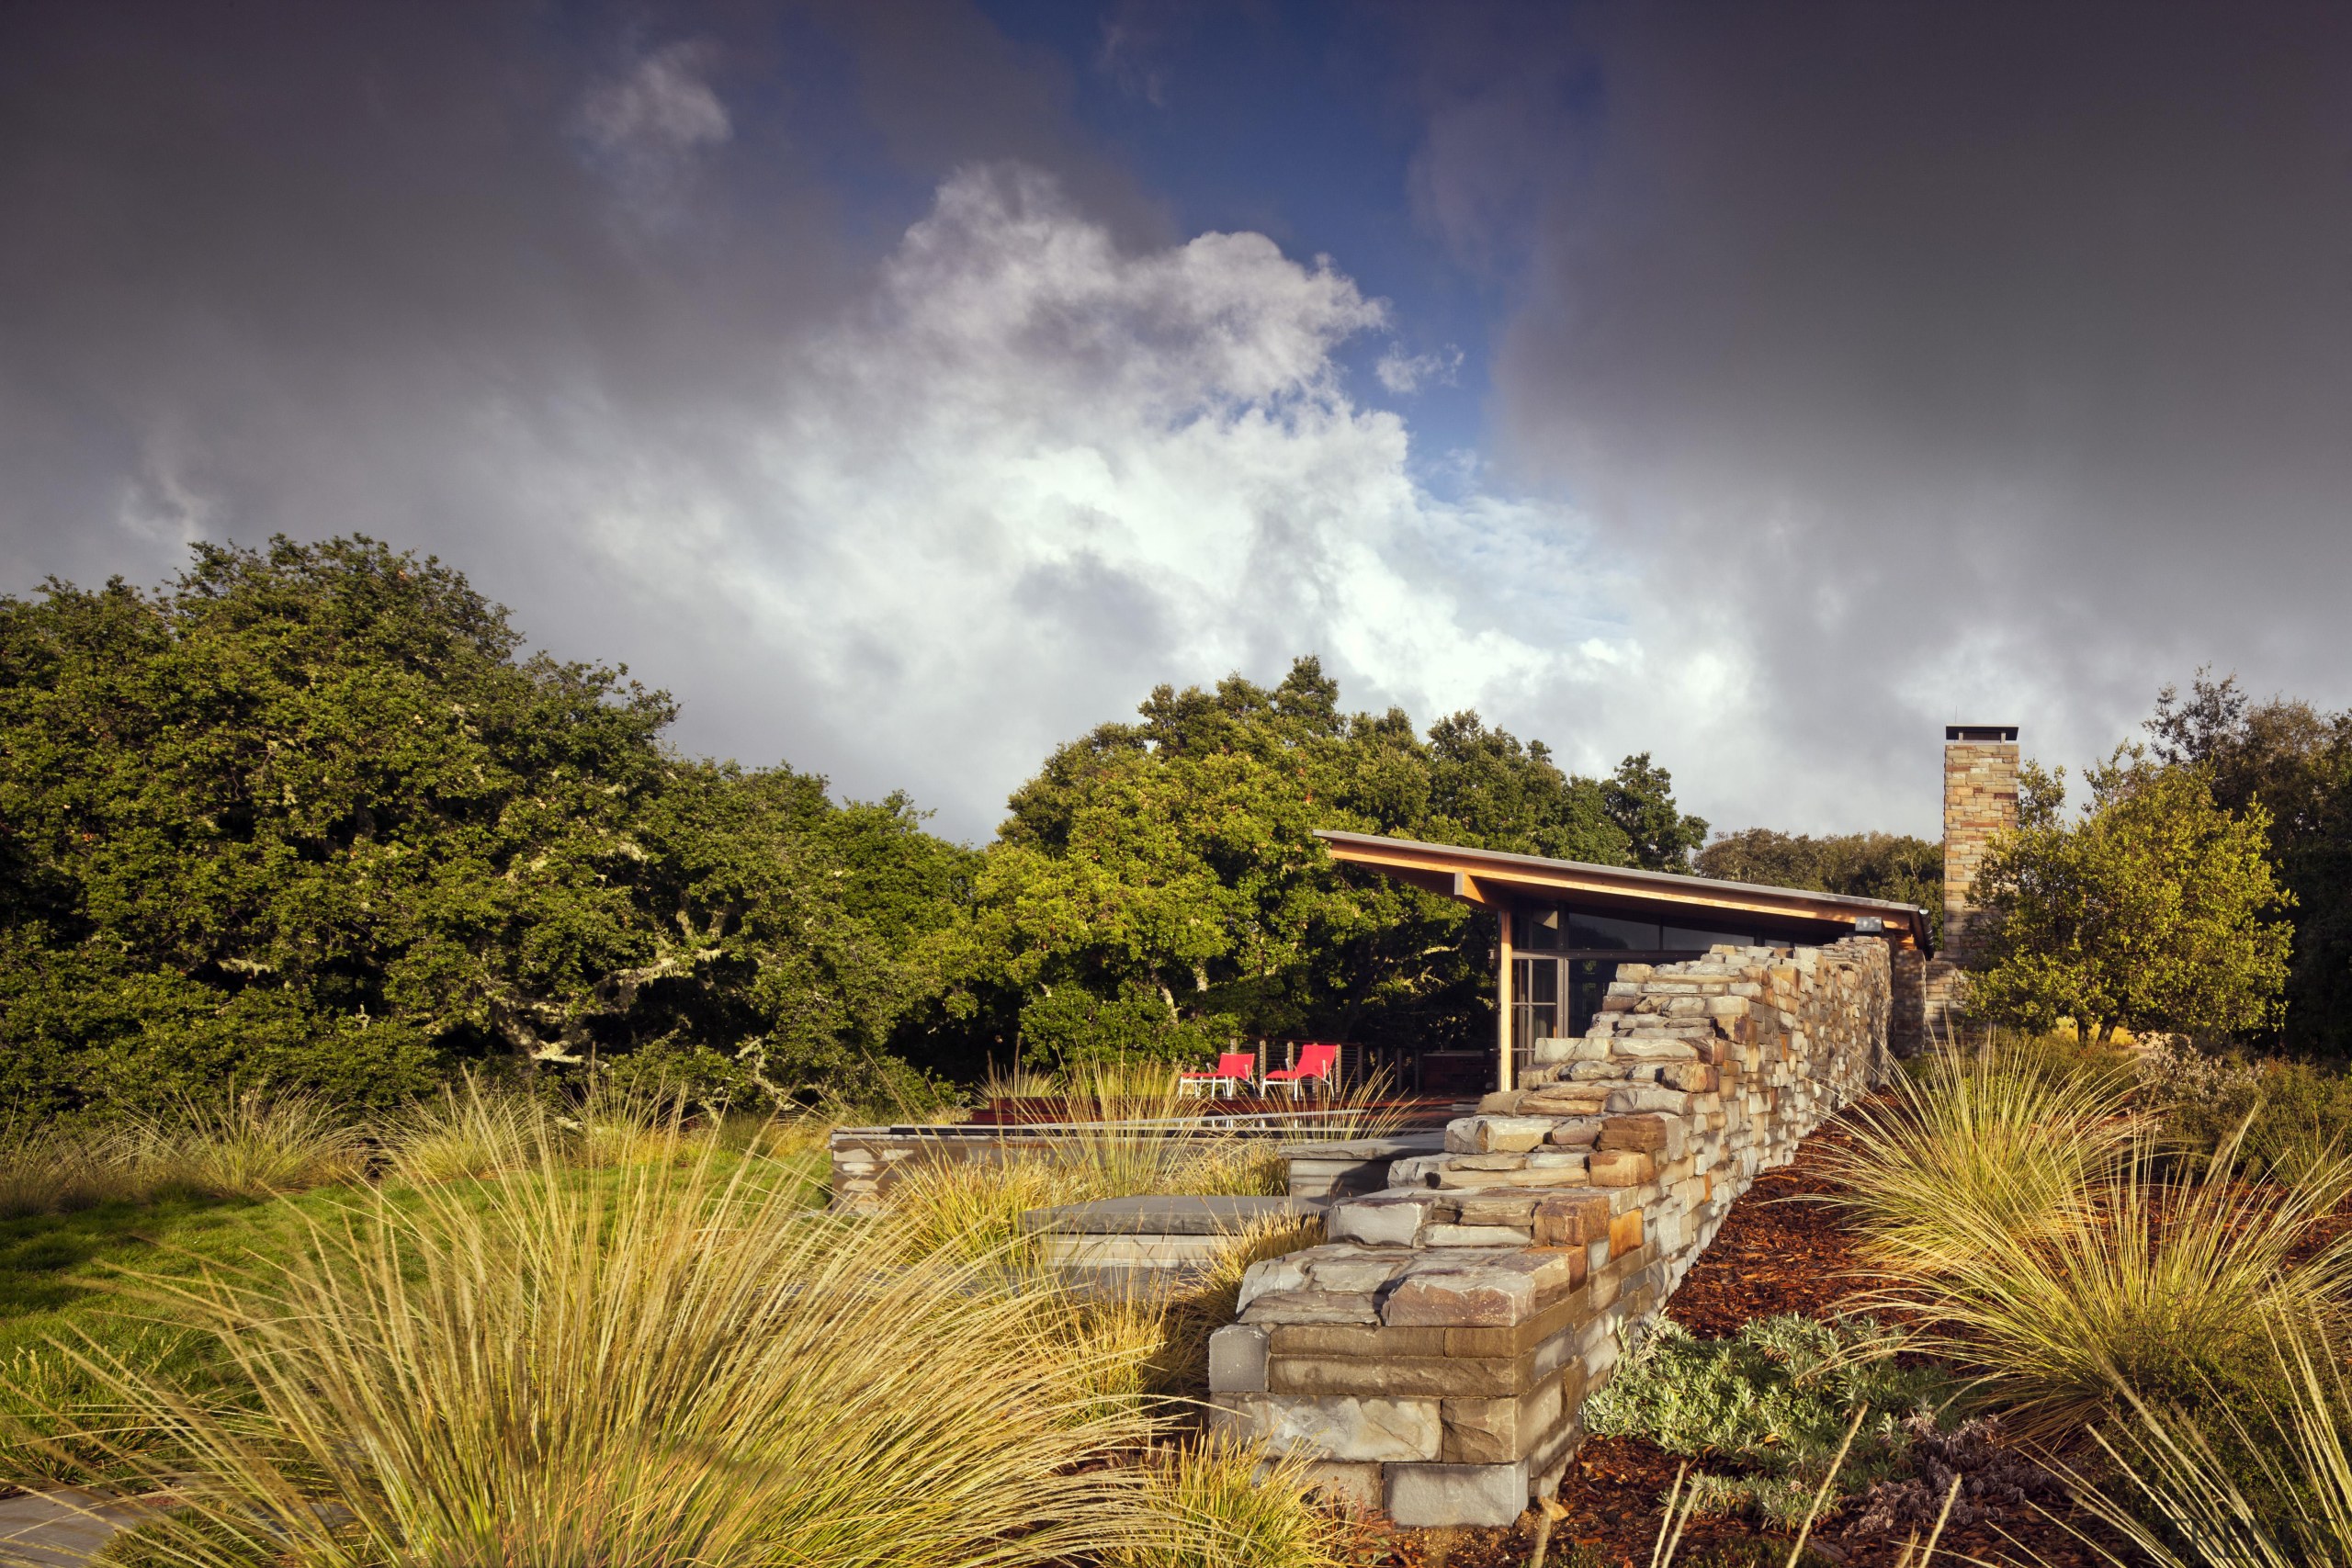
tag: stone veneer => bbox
[1928,731,2021,1034]
[1207,938,1893,1527]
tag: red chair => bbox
[1263,1042,1340,1099]
[1180,1051,1259,1098]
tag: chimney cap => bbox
[1946,724,2019,742]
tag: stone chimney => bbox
[1940,724,2019,960]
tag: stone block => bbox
[1303,1247,1413,1294]
[1532,1033,1610,1064]
[1238,1290,1382,1325]
[1612,1035,1701,1061]
[1545,1117,1602,1145]
[1532,1192,1613,1247]
[1386,1460,1531,1528]
[1208,1325,1268,1393]
[1215,1393,1442,1462]
[1441,1373,1566,1465]
[1596,1114,1672,1152]
[1453,1193,1538,1228]
[1662,1063,1718,1093]
[1446,1116,1556,1154]
[1610,1207,1645,1258]
[1237,1254,1308,1312]
[1422,1223,1533,1247]
[1435,1163,1588,1190]
[1607,1085,1692,1115]
[1386,1154,1447,1189]
[1587,1149,1655,1187]
[1294,1461,1384,1513]
[1327,1192,1437,1247]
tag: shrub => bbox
[1584,1314,1954,1523]
[2143,1039,2352,1190]
[12,1124,1181,1568]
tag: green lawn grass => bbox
[0,1186,380,1487]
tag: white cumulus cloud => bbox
[564,164,1672,833]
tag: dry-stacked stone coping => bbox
[1207,938,1894,1528]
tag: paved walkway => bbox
[0,1489,150,1567]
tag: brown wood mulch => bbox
[1354,1114,2125,1568]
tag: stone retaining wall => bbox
[1207,938,1894,1527]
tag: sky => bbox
[5,1,2351,844]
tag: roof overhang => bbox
[1315,829,1930,951]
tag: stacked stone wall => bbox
[1208,938,1893,1527]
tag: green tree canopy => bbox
[1696,829,1945,949]
[943,658,1707,1067]
[1963,750,2294,1048]
[0,537,967,1114]
[2146,671,2352,1055]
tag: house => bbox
[1317,725,2018,1090]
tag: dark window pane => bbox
[1521,960,1558,1004]
[1567,911,1661,950]
[1513,908,1564,951]
[1662,924,1756,950]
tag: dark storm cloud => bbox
[1406,2,2352,830]
[0,0,1170,828]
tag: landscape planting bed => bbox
[1353,1111,2118,1568]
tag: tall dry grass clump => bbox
[13,1122,1184,1568]
[123,1087,368,1200]
[1906,1130,2352,1442]
[0,1120,138,1216]
[1821,1039,2143,1274]
[2034,1314,2352,1567]
[379,1076,548,1184]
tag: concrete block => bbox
[1208,1325,1268,1393]
[1385,1460,1532,1528]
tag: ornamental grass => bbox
[121,1087,369,1201]
[8,1120,1184,1568]
[2054,1317,2352,1568]
[1819,1038,2143,1275]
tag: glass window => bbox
[1662,923,1757,951]
[1567,910,1661,950]
[1512,955,1559,1054]
[1512,907,1564,951]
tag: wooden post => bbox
[1497,906,1515,1093]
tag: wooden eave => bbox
[1314,829,1930,951]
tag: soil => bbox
[1354,1112,2126,1568]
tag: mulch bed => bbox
[1355,1111,2125,1568]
